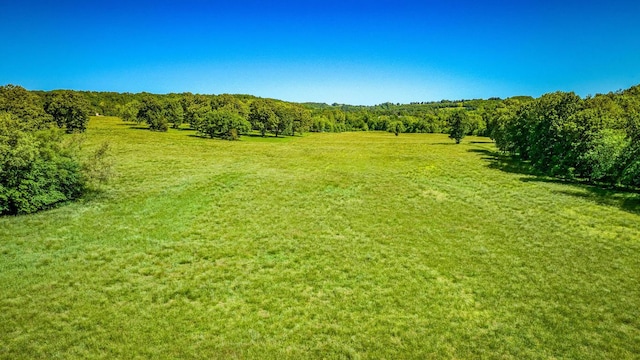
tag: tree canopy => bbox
[44,91,91,133]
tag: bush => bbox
[0,113,84,214]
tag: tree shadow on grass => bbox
[186,134,235,140]
[243,133,295,139]
[116,122,150,130]
[468,149,640,215]
[552,187,640,215]
[468,149,543,177]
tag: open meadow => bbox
[1,116,639,359]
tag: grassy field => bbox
[1,116,639,359]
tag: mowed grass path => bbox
[1,117,639,359]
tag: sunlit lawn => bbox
[1,116,639,358]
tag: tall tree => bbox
[388,120,405,136]
[164,99,184,129]
[137,97,167,132]
[448,111,469,144]
[291,105,312,135]
[273,102,294,137]
[249,99,277,137]
[44,91,91,133]
[196,109,251,140]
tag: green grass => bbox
[1,116,639,359]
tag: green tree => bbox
[196,110,251,140]
[44,91,91,133]
[581,129,629,183]
[137,97,167,132]
[0,85,53,129]
[181,94,211,130]
[388,120,405,136]
[0,113,84,214]
[211,94,249,119]
[164,99,184,129]
[115,100,140,123]
[310,115,334,132]
[249,100,277,137]
[273,102,295,137]
[448,111,469,144]
[291,105,312,135]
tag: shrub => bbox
[0,113,84,214]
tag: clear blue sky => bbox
[1,0,639,105]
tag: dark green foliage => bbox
[448,111,469,144]
[492,88,640,188]
[0,85,53,129]
[249,99,277,137]
[137,97,167,131]
[183,95,212,130]
[164,99,184,129]
[44,91,91,133]
[0,113,84,215]
[196,109,251,140]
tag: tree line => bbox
[2,82,638,216]
[488,87,640,188]
[111,93,313,140]
[74,89,509,138]
[106,85,640,188]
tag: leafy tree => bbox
[466,112,486,136]
[0,84,53,129]
[137,97,167,132]
[115,100,140,123]
[0,113,84,214]
[310,115,334,132]
[487,99,520,150]
[388,120,405,136]
[196,110,251,140]
[249,100,277,137]
[448,111,469,144]
[164,99,184,129]
[581,129,629,182]
[211,94,249,118]
[291,105,312,135]
[273,102,294,137]
[617,98,640,187]
[182,95,211,130]
[44,91,91,133]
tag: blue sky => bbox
[1,0,639,105]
